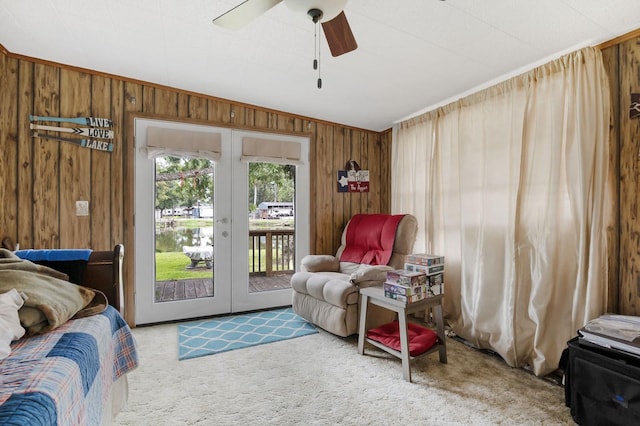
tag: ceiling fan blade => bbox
[321,11,358,57]
[212,0,282,30]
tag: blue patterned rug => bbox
[178,308,318,360]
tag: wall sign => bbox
[631,94,640,119]
[337,159,369,193]
[29,115,115,152]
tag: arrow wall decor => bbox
[31,132,113,152]
[29,114,115,154]
[30,123,114,139]
[29,115,113,127]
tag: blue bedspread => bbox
[0,306,139,425]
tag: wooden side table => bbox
[357,286,447,382]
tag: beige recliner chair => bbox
[291,213,418,337]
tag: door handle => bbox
[216,217,229,224]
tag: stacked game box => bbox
[384,269,428,303]
[405,254,444,266]
[404,254,445,296]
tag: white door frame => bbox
[134,120,310,323]
[134,118,233,325]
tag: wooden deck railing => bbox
[248,229,295,276]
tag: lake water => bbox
[156,227,213,252]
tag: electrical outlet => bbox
[76,200,89,216]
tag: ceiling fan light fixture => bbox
[283,0,347,22]
[308,8,323,23]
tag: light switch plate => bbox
[76,200,89,216]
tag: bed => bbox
[0,244,139,425]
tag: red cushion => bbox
[366,321,438,357]
[339,214,405,265]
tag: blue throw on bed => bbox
[15,249,93,262]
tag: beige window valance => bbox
[144,127,222,161]
[240,137,304,166]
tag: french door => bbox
[229,130,310,312]
[134,118,309,325]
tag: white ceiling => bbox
[1,0,639,131]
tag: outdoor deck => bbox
[155,272,294,303]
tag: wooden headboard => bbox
[1,239,125,315]
[84,244,125,315]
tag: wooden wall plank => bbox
[210,101,231,124]
[305,120,317,251]
[315,123,333,254]
[254,110,269,129]
[122,81,143,321]
[349,129,362,217]
[619,38,640,315]
[268,112,278,129]
[17,61,34,248]
[177,93,189,119]
[230,105,246,127]
[188,96,208,120]
[32,63,61,248]
[59,68,91,248]
[601,45,621,314]
[331,127,345,251]
[368,133,382,213]
[90,74,112,249]
[109,79,125,249]
[359,131,370,213]
[0,54,18,239]
[245,108,256,127]
[341,128,352,224]
[143,86,155,113]
[380,130,392,213]
[124,82,144,115]
[114,81,140,253]
[277,114,295,132]
[154,87,178,117]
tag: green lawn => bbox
[155,252,212,281]
[155,248,291,281]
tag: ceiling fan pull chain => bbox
[313,19,318,70]
[317,19,322,89]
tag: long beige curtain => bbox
[392,47,611,376]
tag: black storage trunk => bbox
[566,337,640,425]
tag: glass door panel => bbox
[247,162,296,294]
[153,156,215,304]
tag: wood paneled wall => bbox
[0,47,391,324]
[602,35,640,316]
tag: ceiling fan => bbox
[212,0,358,57]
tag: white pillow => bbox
[0,288,26,360]
[349,264,394,285]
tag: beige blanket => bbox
[0,249,107,335]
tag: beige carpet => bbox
[114,320,573,425]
